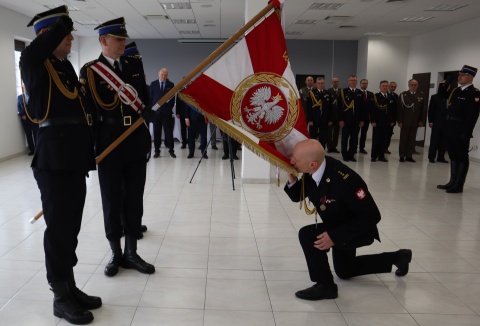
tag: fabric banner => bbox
[179,6,308,175]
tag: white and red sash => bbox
[89,61,145,114]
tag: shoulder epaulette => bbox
[83,59,98,67]
[336,168,350,180]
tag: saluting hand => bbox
[314,231,334,250]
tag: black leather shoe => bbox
[437,159,449,163]
[343,158,349,162]
[181,144,187,149]
[187,153,194,159]
[360,149,368,154]
[212,145,218,150]
[384,149,391,154]
[169,152,176,158]
[394,249,412,277]
[406,157,416,163]
[379,157,388,162]
[122,236,155,274]
[50,282,94,325]
[295,283,338,301]
[233,155,239,160]
[371,158,377,162]
[202,154,208,159]
[153,152,160,158]
[140,225,147,233]
[222,154,229,160]
[429,159,435,163]
[349,157,357,162]
[69,285,102,310]
[399,157,405,162]
[104,251,122,277]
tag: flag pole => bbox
[31,1,277,222]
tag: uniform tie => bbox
[113,60,121,76]
[160,81,165,93]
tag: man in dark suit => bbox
[80,17,155,278]
[150,68,176,158]
[357,79,373,154]
[437,65,480,193]
[385,81,398,154]
[338,75,365,162]
[427,94,448,163]
[21,6,100,323]
[397,79,427,162]
[284,139,412,300]
[326,77,341,153]
[16,89,38,155]
[371,81,395,162]
[306,77,331,148]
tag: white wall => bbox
[407,16,480,159]
[78,36,101,67]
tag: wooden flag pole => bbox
[31,1,276,223]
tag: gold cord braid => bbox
[44,60,78,99]
[373,94,388,109]
[340,89,354,112]
[19,66,51,124]
[309,90,322,109]
[299,174,317,216]
[87,67,120,110]
[447,87,459,107]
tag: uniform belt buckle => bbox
[124,116,132,126]
[86,114,93,126]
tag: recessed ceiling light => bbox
[75,20,103,25]
[309,3,344,10]
[294,20,319,24]
[172,19,197,24]
[399,16,434,22]
[161,2,192,10]
[44,5,79,11]
[179,30,200,34]
[425,4,468,11]
[285,31,303,35]
[203,24,216,27]
[145,15,169,20]
[325,16,352,22]
[201,4,213,8]
[364,32,388,36]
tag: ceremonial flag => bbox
[179,2,308,175]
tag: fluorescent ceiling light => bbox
[294,20,319,24]
[399,16,434,22]
[145,15,169,20]
[44,5,79,11]
[325,16,352,22]
[178,38,229,44]
[161,3,192,10]
[364,32,388,35]
[425,4,468,11]
[309,3,344,10]
[75,20,103,25]
[285,31,303,35]
[179,30,200,34]
[172,19,197,24]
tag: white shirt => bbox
[461,83,473,91]
[103,55,121,71]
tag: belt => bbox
[445,115,464,122]
[100,115,136,126]
[39,115,92,128]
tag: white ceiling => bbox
[1,0,479,40]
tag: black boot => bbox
[104,240,122,277]
[68,272,102,310]
[50,282,93,325]
[122,235,155,274]
[437,160,458,189]
[446,161,469,193]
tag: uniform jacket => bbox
[284,156,381,249]
[327,88,341,122]
[20,19,95,172]
[438,83,480,138]
[306,88,331,126]
[361,90,374,123]
[338,88,365,124]
[388,91,399,122]
[80,53,151,159]
[397,91,427,127]
[150,79,175,116]
[427,94,448,128]
[371,93,394,127]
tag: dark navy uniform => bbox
[427,94,448,162]
[306,88,331,148]
[284,156,398,286]
[326,87,341,152]
[16,94,38,155]
[370,93,394,161]
[358,90,374,153]
[338,88,365,161]
[20,11,95,285]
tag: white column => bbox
[241,0,271,184]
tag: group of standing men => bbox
[20,6,155,324]
[301,75,411,163]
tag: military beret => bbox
[95,17,129,38]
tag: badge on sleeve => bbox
[355,188,366,200]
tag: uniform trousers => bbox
[327,123,340,151]
[309,123,328,149]
[399,126,418,158]
[341,123,359,159]
[188,116,207,155]
[153,111,174,153]
[385,125,395,150]
[98,155,146,241]
[446,121,470,163]
[178,113,188,147]
[428,125,447,161]
[358,122,369,151]
[20,118,38,153]
[33,168,86,283]
[299,224,394,285]
[371,125,389,159]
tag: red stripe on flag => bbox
[182,75,233,121]
[246,13,287,75]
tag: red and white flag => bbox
[179,2,308,174]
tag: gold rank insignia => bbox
[79,78,86,84]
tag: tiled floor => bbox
[1,140,480,325]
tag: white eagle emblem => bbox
[356,188,366,200]
[243,86,284,129]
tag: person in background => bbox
[326,77,341,153]
[370,81,394,162]
[16,85,38,155]
[284,139,412,301]
[437,66,480,193]
[357,79,373,155]
[385,81,398,154]
[20,5,101,324]
[427,93,448,163]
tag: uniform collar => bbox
[311,159,326,186]
[103,54,121,70]
[461,83,473,91]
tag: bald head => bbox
[158,68,168,81]
[291,139,325,173]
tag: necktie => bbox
[364,91,367,101]
[161,81,164,93]
[113,60,121,75]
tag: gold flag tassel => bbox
[299,174,318,228]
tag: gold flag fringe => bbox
[178,92,298,177]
